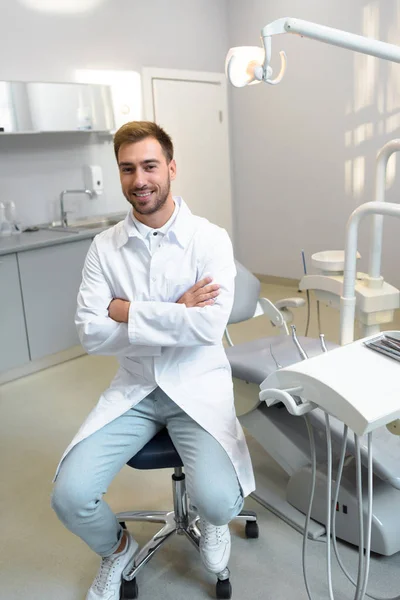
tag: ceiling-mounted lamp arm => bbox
[283,17,400,62]
[226,16,400,89]
[263,50,287,85]
[259,17,400,82]
[258,19,288,85]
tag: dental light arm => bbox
[368,140,400,283]
[226,17,400,87]
[340,202,400,346]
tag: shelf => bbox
[0,129,114,136]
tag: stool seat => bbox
[127,427,184,470]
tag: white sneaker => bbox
[199,519,231,574]
[86,532,138,600]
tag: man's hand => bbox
[108,298,130,323]
[177,277,220,308]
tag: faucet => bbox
[60,189,93,227]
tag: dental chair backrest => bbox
[228,260,261,325]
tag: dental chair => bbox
[116,427,258,600]
[226,260,400,556]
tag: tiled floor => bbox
[2,283,400,600]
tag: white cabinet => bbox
[18,239,92,361]
[0,253,30,373]
[1,81,114,133]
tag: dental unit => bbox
[226,17,400,600]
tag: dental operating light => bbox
[225,46,267,87]
[226,17,400,87]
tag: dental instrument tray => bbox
[259,331,400,435]
[364,333,400,362]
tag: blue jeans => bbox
[51,387,244,557]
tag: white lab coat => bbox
[54,197,255,497]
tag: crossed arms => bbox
[75,230,236,356]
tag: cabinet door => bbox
[0,253,30,373]
[18,239,92,361]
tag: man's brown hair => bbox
[113,121,174,163]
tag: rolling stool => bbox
[116,427,258,599]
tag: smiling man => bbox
[51,121,255,600]
[119,133,174,219]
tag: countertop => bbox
[0,222,120,256]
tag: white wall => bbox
[0,0,228,226]
[228,0,400,287]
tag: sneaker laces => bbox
[201,519,224,546]
[93,554,120,593]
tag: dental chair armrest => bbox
[275,297,306,310]
[257,297,288,333]
[275,297,306,325]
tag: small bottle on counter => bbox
[0,202,13,236]
[4,201,21,234]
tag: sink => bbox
[67,217,123,230]
[44,215,124,233]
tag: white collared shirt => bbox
[130,199,179,255]
[55,197,255,497]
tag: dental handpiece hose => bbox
[291,325,309,360]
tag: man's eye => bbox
[122,168,132,173]
[146,165,156,171]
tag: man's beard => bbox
[126,177,170,215]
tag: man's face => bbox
[118,137,176,216]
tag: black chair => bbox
[116,427,258,599]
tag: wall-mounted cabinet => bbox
[0,81,115,134]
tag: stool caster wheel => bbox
[216,578,232,599]
[245,520,259,539]
[120,577,138,599]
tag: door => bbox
[143,68,233,238]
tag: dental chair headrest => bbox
[229,260,261,325]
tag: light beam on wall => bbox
[18,0,107,14]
